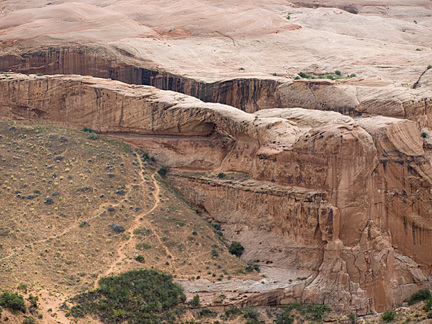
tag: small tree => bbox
[0,291,26,313]
[157,166,169,177]
[191,294,200,307]
[229,241,244,257]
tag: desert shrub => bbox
[408,289,431,305]
[335,70,341,76]
[242,306,259,319]
[217,173,226,179]
[276,310,294,324]
[191,294,200,307]
[22,317,36,324]
[87,132,98,140]
[422,132,427,138]
[135,242,151,250]
[284,302,330,320]
[382,310,396,322]
[83,127,95,133]
[0,291,26,313]
[228,241,244,257]
[245,264,260,273]
[197,307,217,317]
[428,312,432,319]
[134,255,145,263]
[28,294,38,308]
[246,319,260,324]
[211,249,219,257]
[348,312,357,324]
[69,268,185,323]
[225,305,242,318]
[424,298,432,312]
[157,166,169,177]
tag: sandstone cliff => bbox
[1,73,431,314]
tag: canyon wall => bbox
[1,74,432,313]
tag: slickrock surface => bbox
[1,73,432,314]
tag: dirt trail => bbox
[94,152,175,288]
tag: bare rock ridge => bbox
[1,73,432,314]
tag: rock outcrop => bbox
[1,73,431,314]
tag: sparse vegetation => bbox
[422,132,427,138]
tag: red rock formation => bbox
[1,73,431,313]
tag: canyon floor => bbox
[1,0,432,323]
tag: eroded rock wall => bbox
[1,73,431,313]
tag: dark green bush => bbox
[197,307,217,317]
[157,166,169,177]
[134,255,145,263]
[191,294,200,307]
[83,127,95,133]
[28,294,38,308]
[382,310,396,322]
[422,132,427,138]
[211,249,219,257]
[225,305,242,318]
[284,302,331,320]
[69,268,185,323]
[22,317,36,324]
[242,306,259,320]
[408,289,431,305]
[335,70,341,76]
[228,241,244,257]
[245,264,260,273]
[348,312,357,324]
[428,312,432,319]
[424,298,432,312]
[217,173,226,179]
[276,310,294,324]
[0,291,26,313]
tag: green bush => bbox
[191,294,200,307]
[0,291,26,313]
[276,310,294,324]
[134,255,145,263]
[83,127,96,133]
[211,249,219,257]
[335,70,341,76]
[348,312,357,324]
[382,310,396,322]
[69,268,185,323]
[284,302,331,320]
[428,312,432,319]
[228,241,244,257]
[28,294,38,308]
[217,173,226,179]
[424,298,432,312]
[242,306,259,320]
[225,305,242,318]
[22,317,36,324]
[157,166,169,177]
[245,264,260,273]
[422,132,427,138]
[408,289,431,305]
[197,307,217,317]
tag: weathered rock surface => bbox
[1,73,432,314]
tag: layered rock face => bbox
[1,74,432,314]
